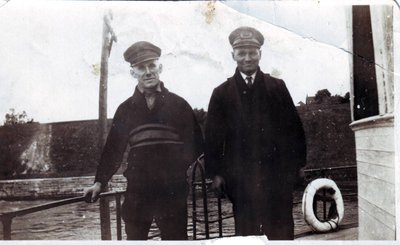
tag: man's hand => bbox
[298,167,305,179]
[211,175,226,198]
[83,182,102,203]
[295,167,306,187]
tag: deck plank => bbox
[295,227,358,240]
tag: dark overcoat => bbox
[205,68,306,238]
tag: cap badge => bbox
[240,31,253,39]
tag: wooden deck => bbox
[295,226,358,240]
[200,227,358,244]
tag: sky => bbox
[0,0,365,123]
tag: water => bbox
[0,190,358,240]
[0,200,103,240]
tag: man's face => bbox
[130,59,162,90]
[232,47,261,75]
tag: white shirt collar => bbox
[240,71,257,82]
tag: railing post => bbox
[2,217,12,240]
[199,165,210,239]
[217,196,222,237]
[99,195,112,240]
[191,155,210,240]
[312,197,318,221]
[116,194,122,240]
[191,161,198,240]
[323,188,327,220]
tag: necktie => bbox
[246,76,253,88]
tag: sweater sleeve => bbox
[94,105,130,187]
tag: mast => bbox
[98,10,117,240]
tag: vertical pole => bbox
[191,162,198,240]
[312,197,318,221]
[200,165,209,239]
[323,189,327,221]
[217,196,222,237]
[2,218,12,240]
[99,198,111,240]
[116,194,122,240]
[98,10,117,240]
[99,16,111,240]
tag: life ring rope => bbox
[302,178,344,232]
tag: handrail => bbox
[0,190,125,240]
[0,191,123,219]
[0,164,357,240]
[304,165,356,173]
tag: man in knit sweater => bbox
[84,41,203,240]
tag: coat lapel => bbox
[227,70,245,123]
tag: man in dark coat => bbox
[205,27,306,240]
[84,41,203,240]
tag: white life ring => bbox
[301,178,344,232]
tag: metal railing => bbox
[0,191,125,240]
[190,154,234,239]
[304,165,357,180]
[190,154,210,239]
[0,164,357,240]
[190,163,358,238]
[0,154,218,240]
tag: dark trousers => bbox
[122,185,188,240]
[122,145,189,240]
[227,176,295,240]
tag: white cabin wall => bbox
[352,118,395,240]
[393,4,400,240]
[350,5,396,240]
[370,5,394,115]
